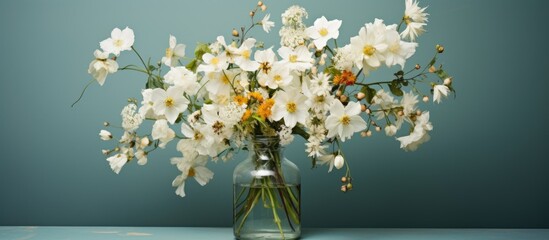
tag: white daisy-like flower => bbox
[138,88,162,119]
[305,137,326,158]
[401,0,429,41]
[271,88,309,128]
[255,47,277,74]
[161,35,186,67]
[170,152,214,197]
[433,84,450,104]
[88,50,118,86]
[261,14,275,33]
[278,125,294,146]
[396,111,433,151]
[201,104,234,142]
[350,19,388,69]
[258,63,293,89]
[325,101,367,142]
[151,86,189,124]
[204,69,238,96]
[163,66,199,95]
[233,38,260,71]
[151,119,175,148]
[277,46,313,72]
[333,45,359,72]
[106,153,128,174]
[100,27,135,56]
[179,123,218,157]
[305,16,342,50]
[196,52,229,73]
[384,25,417,68]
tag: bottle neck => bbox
[249,136,283,164]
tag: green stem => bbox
[131,46,150,74]
[265,178,285,239]
[71,79,94,107]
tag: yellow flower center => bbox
[164,97,175,107]
[340,115,351,125]
[241,50,251,59]
[194,132,203,140]
[319,28,329,37]
[363,45,376,56]
[286,102,297,113]
[273,75,282,82]
[221,74,230,84]
[114,39,124,47]
[210,57,219,65]
[187,167,196,177]
[165,48,173,58]
[289,55,298,63]
[403,16,412,24]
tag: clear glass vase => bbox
[233,136,301,240]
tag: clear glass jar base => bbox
[236,230,301,240]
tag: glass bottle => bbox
[233,136,301,240]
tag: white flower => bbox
[308,73,331,96]
[197,53,228,73]
[179,123,218,157]
[151,119,175,148]
[271,89,309,128]
[350,19,388,69]
[278,46,313,72]
[88,50,118,86]
[279,27,308,49]
[278,125,294,146]
[106,153,127,174]
[261,14,275,33]
[334,154,344,170]
[396,111,433,151]
[99,27,135,56]
[395,91,419,128]
[384,25,417,68]
[139,88,162,119]
[99,130,112,141]
[121,103,143,132]
[401,0,429,41]
[152,86,189,124]
[281,5,308,27]
[163,67,199,95]
[218,102,246,126]
[201,104,234,141]
[332,45,358,71]
[258,63,293,89]
[433,84,450,104]
[325,101,367,142]
[233,38,260,71]
[161,35,186,67]
[317,153,335,172]
[306,138,326,158]
[135,150,148,165]
[255,47,277,74]
[305,16,342,50]
[385,125,398,136]
[204,69,238,96]
[171,152,214,197]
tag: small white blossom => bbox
[163,66,199,95]
[401,0,429,41]
[433,85,449,104]
[325,101,367,142]
[334,154,344,169]
[278,125,294,146]
[106,153,127,174]
[100,27,134,56]
[305,16,342,50]
[271,89,309,128]
[151,86,189,124]
[261,14,275,33]
[278,46,313,72]
[135,150,148,165]
[99,130,112,141]
[121,103,143,132]
[385,125,398,136]
[161,35,186,67]
[350,19,388,70]
[397,111,433,151]
[88,50,118,86]
[171,152,214,197]
[151,119,175,148]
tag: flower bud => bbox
[339,95,348,102]
[365,108,371,114]
[385,125,397,136]
[334,155,344,169]
[436,44,445,53]
[249,11,255,17]
[336,90,342,97]
[311,66,317,75]
[99,130,112,141]
[232,28,239,37]
[257,1,263,6]
[261,5,267,11]
[357,92,365,100]
[366,130,372,137]
[429,66,436,73]
[360,104,367,112]
[102,149,110,155]
[397,110,404,116]
[422,95,429,103]
[415,64,421,70]
[375,126,381,132]
[416,110,422,116]
[444,77,452,85]
[360,131,368,137]
[140,137,150,148]
[346,183,353,190]
[103,121,110,127]
[341,176,347,182]
[341,185,347,192]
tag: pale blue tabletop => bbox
[1,227,549,240]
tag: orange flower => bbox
[241,109,252,121]
[333,70,356,86]
[257,98,275,120]
[249,91,264,102]
[233,95,248,106]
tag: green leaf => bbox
[389,81,403,96]
[194,42,211,60]
[324,66,341,77]
[428,56,437,67]
[436,68,449,80]
[361,86,377,104]
[186,59,198,72]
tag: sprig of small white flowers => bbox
[82,0,454,196]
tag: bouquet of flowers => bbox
[77,0,453,238]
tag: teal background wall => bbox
[1,0,548,227]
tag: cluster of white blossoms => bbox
[85,0,454,196]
